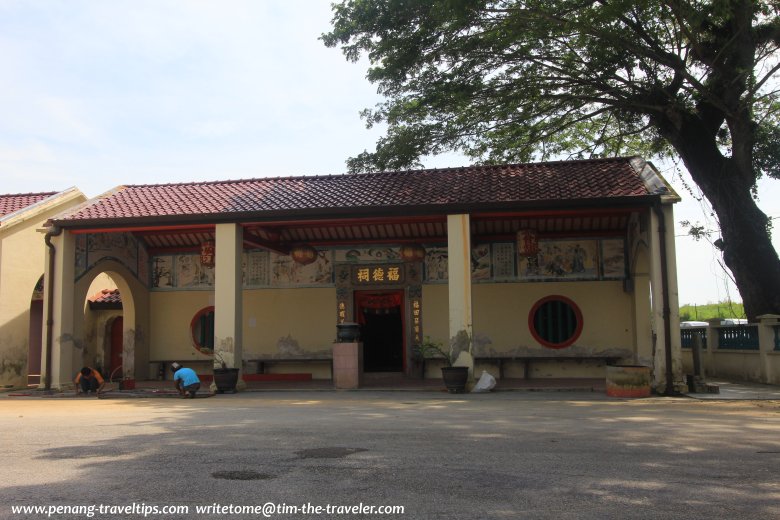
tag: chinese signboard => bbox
[352,265,405,285]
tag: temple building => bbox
[39,157,683,392]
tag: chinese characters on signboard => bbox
[411,297,422,344]
[352,265,405,285]
[337,301,347,324]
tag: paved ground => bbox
[1,390,779,519]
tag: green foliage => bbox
[324,0,780,318]
[415,336,455,366]
[679,301,746,321]
[324,0,780,174]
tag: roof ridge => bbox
[121,157,637,189]
[0,191,58,198]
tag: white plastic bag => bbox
[472,370,496,392]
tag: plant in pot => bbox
[212,351,240,394]
[418,336,469,393]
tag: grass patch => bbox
[679,301,745,321]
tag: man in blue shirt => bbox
[171,362,201,398]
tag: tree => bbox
[323,0,780,319]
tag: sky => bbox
[1,0,778,308]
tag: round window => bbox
[528,296,582,349]
[191,306,215,355]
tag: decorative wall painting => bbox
[176,255,214,288]
[243,250,271,286]
[270,250,333,286]
[335,247,400,263]
[601,239,627,279]
[424,247,449,282]
[471,244,491,281]
[152,256,174,289]
[519,239,599,280]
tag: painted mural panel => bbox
[601,239,626,279]
[472,244,491,281]
[88,233,138,274]
[151,256,174,289]
[334,247,401,263]
[75,232,147,285]
[519,239,599,280]
[492,242,515,279]
[176,255,214,288]
[270,250,333,286]
[424,247,449,282]
[423,244,503,282]
[244,250,271,286]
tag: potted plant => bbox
[212,352,240,394]
[417,336,469,393]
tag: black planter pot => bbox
[441,366,469,394]
[213,368,239,394]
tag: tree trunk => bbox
[677,145,780,319]
[708,184,780,320]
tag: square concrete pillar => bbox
[757,314,780,384]
[214,223,244,389]
[42,230,76,390]
[332,342,363,389]
[446,214,474,375]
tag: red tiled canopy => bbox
[51,157,671,227]
[0,192,57,219]
[87,289,122,309]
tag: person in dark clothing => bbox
[74,367,105,397]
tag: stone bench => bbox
[246,357,333,379]
[474,354,623,379]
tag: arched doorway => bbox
[79,269,131,380]
[27,276,44,386]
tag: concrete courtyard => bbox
[1,391,778,519]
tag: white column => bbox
[42,230,76,390]
[662,204,683,385]
[446,214,474,375]
[214,224,244,387]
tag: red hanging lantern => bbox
[517,229,539,257]
[200,240,215,269]
[290,244,318,265]
[400,243,426,262]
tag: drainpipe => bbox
[43,225,62,392]
[652,201,675,396]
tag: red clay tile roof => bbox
[88,289,122,305]
[53,157,670,226]
[0,192,58,219]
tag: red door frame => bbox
[354,290,406,371]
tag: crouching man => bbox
[74,367,105,397]
[171,362,200,398]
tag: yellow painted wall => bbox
[149,291,214,364]
[149,287,337,363]
[472,282,633,351]
[421,284,449,346]
[0,191,85,386]
[423,281,633,351]
[423,281,636,379]
[242,288,336,356]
